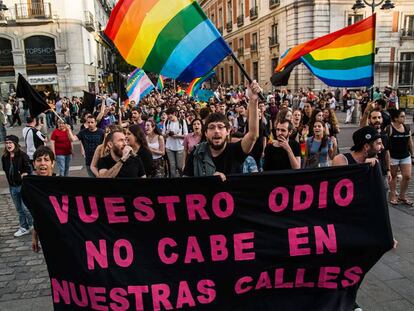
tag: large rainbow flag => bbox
[104,0,231,83]
[126,68,154,105]
[272,14,375,87]
[186,70,215,97]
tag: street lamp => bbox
[351,0,395,14]
[0,0,8,11]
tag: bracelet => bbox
[119,158,125,164]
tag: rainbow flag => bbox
[126,68,154,105]
[272,14,375,87]
[177,86,185,96]
[185,70,215,97]
[104,0,232,83]
[156,75,164,91]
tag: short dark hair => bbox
[33,146,55,162]
[368,108,382,119]
[389,108,404,121]
[204,113,230,131]
[199,107,210,119]
[131,107,142,114]
[276,120,293,132]
[375,99,387,109]
[26,116,34,124]
[166,107,178,115]
[86,115,96,121]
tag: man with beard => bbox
[332,126,383,167]
[183,81,260,180]
[263,120,301,171]
[332,126,383,311]
[97,131,146,178]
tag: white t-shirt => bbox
[22,126,46,160]
[163,120,188,151]
[5,103,12,116]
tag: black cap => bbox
[5,135,19,145]
[350,126,381,151]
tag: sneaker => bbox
[14,227,30,237]
[354,302,363,311]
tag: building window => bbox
[227,0,232,23]
[24,35,57,75]
[219,8,223,27]
[0,38,14,77]
[238,38,244,54]
[399,52,414,86]
[403,15,414,36]
[211,13,215,25]
[251,32,258,51]
[253,61,258,81]
[347,14,363,26]
[221,67,224,82]
[240,63,245,85]
[229,65,234,85]
[238,0,243,17]
[269,24,278,46]
[271,58,279,71]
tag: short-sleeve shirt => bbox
[76,128,105,165]
[183,141,248,176]
[51,129,72,155]
[263,140,301,171]
[97,154,146,178]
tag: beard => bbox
[208,138,226,151]
[367,147,378,158]
[113,145,124,158]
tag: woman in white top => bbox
[145,120,166,178]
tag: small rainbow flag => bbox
[185,70,215,97]
[272,14,375,87]
[126,68,154,105]
[104,0,232,82]
[156,75,164,92]
[177,86,185,96]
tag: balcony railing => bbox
[269,36,279,47]
[237,47,244,55]
[84,11,95,31]
[401,29,414,37]
[226,21,233,32]
[237,15,244,27]
[250,43,258,52]
[14,2,52,20]
[250,7,258,20]
[269,0,280,9]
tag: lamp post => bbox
[351,0,395,102]
[352,0,395,15]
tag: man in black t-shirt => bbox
[67,115,104,177]
[97,131,146,178]
[263,120,301,171]
[183,81,261,180]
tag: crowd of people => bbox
[0,80,409,311]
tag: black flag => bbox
[270,59,301,87]
[16,73,50,118]
[82,91,96,114]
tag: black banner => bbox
[16,73,50,118]
[22,165,393,311]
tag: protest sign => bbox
[22,165,393,310]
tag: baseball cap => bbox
[350,126,381,151]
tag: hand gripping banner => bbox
[22,165,393,311]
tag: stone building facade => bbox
[200,0,414,92]
[0,0,116,99]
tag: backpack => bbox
[25,128,45,149]
[165,118,187,135]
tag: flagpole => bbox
[230,53,265,101]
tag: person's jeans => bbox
[86,165,95,177]
[10,186,33,229]
[166,149,184,177]
[56,155,71,176]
